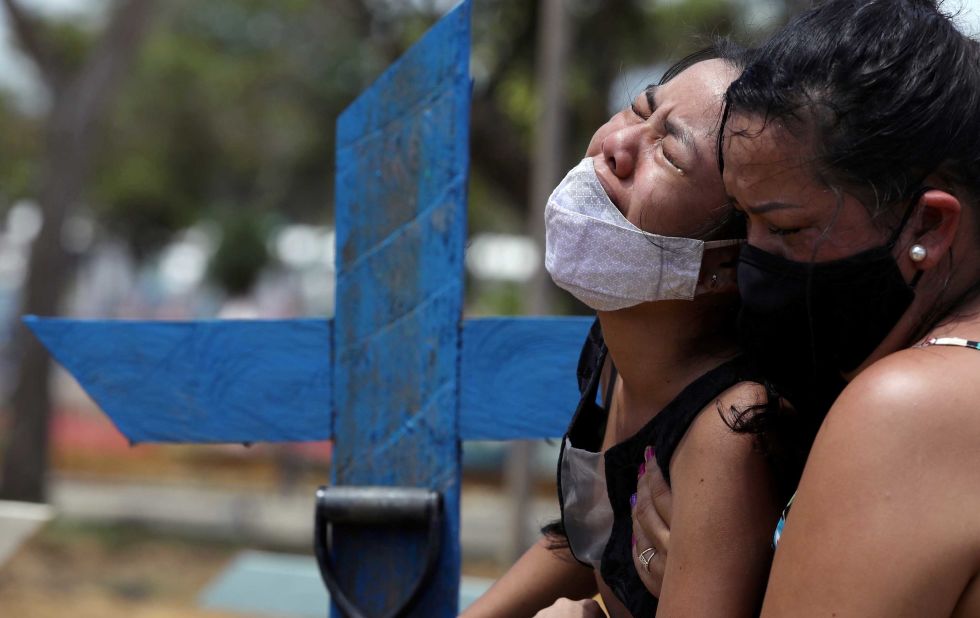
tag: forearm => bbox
[461,537,597,618]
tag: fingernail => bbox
[638,462,646,477]
[630,493,637,508]
[644,446,653,462]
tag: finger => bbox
[532,598,570,617]
[532,598,604,618]
[580,598,604,618]
[641,446,673,527]
[632,500,666,598]
[634,457,671,557]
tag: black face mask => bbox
[736,201,922,415]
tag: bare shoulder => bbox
[800,345,980,555]
[765,346,980,614]
[819,346,980,461]
[671,381,769,478]
[677,381,767,458]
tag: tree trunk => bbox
[2,180,71,502]
[506,0,570,562]
[0,0,157,502]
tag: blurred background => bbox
[0,0,976,616]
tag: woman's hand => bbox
[631,446,674,596]
[532,598,605,618]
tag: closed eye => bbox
[767,225,803,236]
[730,204,801,236]
[658,138,684,174]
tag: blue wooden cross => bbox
[27,2,591,615]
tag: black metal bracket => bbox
[313,486,443,618]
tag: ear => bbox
[899,189,961,275]
[695,242,740,296]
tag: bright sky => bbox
[0,0,107,112]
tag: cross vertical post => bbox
[330,2,470,615]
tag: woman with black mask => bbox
[632,1,980,615]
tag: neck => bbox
[850,235,980,378]
[598,296,739,423]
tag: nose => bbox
[601,123,643,179]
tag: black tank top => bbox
[558,319,762,616]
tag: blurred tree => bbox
[0,97,40,204]
[782,0,813,15]
[94,0,755,303]
[93,0,361,257]
[0,0,158,502]
[0,0,806,501]
[207,211,272,296]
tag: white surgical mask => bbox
[544,158,740,311]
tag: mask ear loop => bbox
[889,186,933,289]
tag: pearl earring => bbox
[909,244,928,263]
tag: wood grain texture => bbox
[330,2,470,615]
[460,317,593,441]
[23,316,332,444]
[29,315,591,445]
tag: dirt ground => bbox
[0,407,525,616]
[0,520,249,618]
[0,519,513,617]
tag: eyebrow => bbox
[644,85,658,111]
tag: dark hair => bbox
[718,0,980,485]
[721,381,821,503]
[722,0,980,216]
[725,0,980,339]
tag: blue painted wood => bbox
[460,317,593,441]
[23,316,332,444]
[27,315,590,444]
[330,1,469,616]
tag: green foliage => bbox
[2,0,788,300]
[468,281,526,316]
[0,96,40,207]
[495,68,537,146]
[91,0,363,287]
[646,0,746,51]
[207,210,271,296]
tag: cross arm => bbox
[25,315,592,445]
[24,316,333,444]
